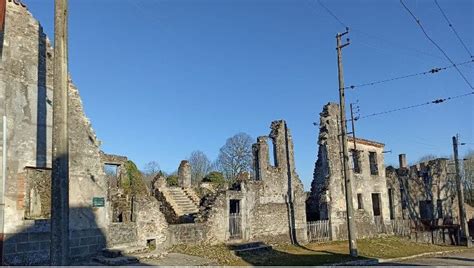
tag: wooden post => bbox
[51,0,69,265]
[336,29,358,257]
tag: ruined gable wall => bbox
[0,2,108,263]
[249,120,307,244]
[308,103,392,240]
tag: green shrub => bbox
[203,171,225,184]
[123,160,148,196]
[167,175,179,186]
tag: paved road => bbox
[381,249,474,266]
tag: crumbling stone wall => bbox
[197,120,308,245]
[134,196,168,248]
[178,160,191,188]
[307,103,391,240]
[0,1,109,263]
[386,155,458,224]
[248,120,308,243]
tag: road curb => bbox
[332,248,470,266]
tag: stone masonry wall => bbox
[249,120,308,244]
[308,103,391,240]
[386,156,459,223]
[0,1,108,263]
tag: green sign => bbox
[92,197,105,207]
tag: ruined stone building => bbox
[0,1,166,264]
[307,103,391,240]
[386,154,459,224]
[151,120,308,245]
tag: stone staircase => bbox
[162,187,199,216]
[183,187,201,206]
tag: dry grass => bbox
[171,236,463,266]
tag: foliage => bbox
[142,161,161,189]
[202,171,225,184]
[415,154,438,164]
[188,151,212,185]
[123,160,148,196]
[167,175,179,187]
[216,132,253,180]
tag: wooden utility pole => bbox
[51,0,69,265]
[453,135,471,246]
[336,29,358,257]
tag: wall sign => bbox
[92,197,105,207]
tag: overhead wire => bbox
[315,0,447,61]
[400,0,473,90]
[346,59,474,89]
[356,92,474,120]
[434,0,473,58]
[316,0,347,29]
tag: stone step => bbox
[171,201,194,207]
[93,256,139,266]
[233,245,272,254]
[170,195,189,200]
[227,241,268,251]
[107,244,149,255]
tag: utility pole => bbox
[336,28,358,257]
[51,0,69,265]
[350,103,357,150]
[453,134,470,246]
[349,103,360,174]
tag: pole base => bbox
[350,249,358,257]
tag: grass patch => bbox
[171,236,463,266]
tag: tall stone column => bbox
[178,160,191,188]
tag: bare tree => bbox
[188,150,211,185]
[415,154,438,164]
[216,132,253,180]
[142,161,161,189]
[463,150,474,205]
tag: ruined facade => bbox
[307,103,391,240]
[0,2,109,264]
[386,154,459,224]
[198,120,308,244]
[0,2,167,264]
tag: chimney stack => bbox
[399,154,407,169]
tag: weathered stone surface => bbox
[307,103,391,240]
[386,156,459,223]
[178,160,192,188]
[198,120,308,245]
[134,196,168,248]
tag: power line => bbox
[400,0,473,90]
[314,0,448,61]
[346,59,474,90]
[357,91,474,120]
[316,0,347,28]
[434,0,473,58]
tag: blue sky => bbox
[24,0,473,190]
